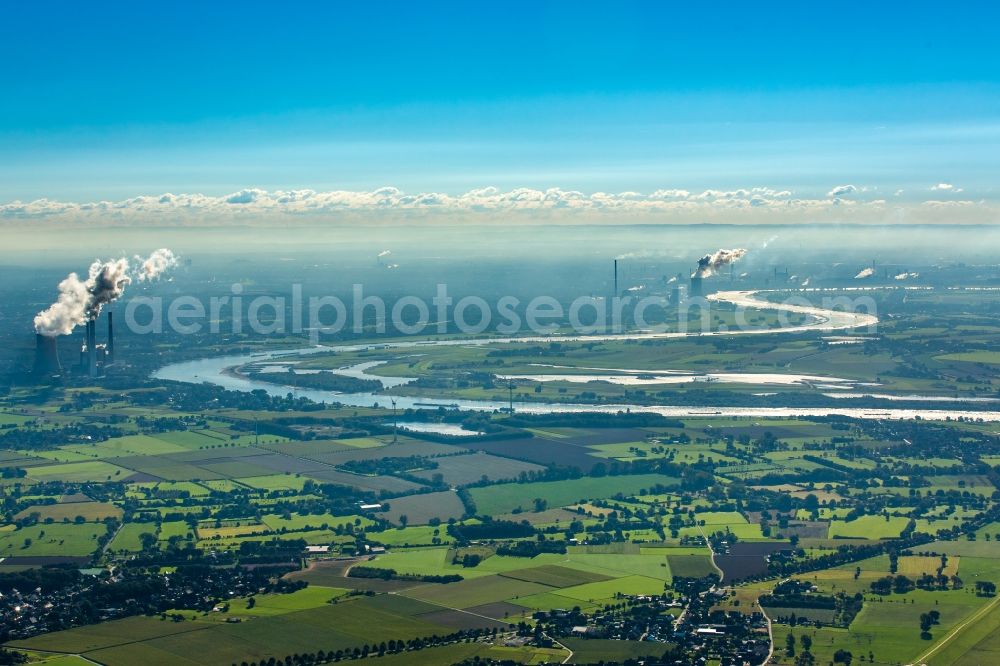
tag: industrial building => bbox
[33,311,115,378]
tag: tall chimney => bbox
[107,312,114,363]
[87,319,97,377]
[33,334,62,375]
[613,259,618,298]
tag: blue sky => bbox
[1,1,998,223]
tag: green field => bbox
[0,522,104,557]
[828,515,911,539]
[15,501,122,523]
[468,474,677,515]
[4,289,1000,666]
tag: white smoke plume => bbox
[855,267,876,279]
[32,273,92,337]
[894,271,919,280]
[135,248,178,281]
[377,250,391,258]
[692,248,748,278]
[34,249,178,337]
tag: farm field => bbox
[468,473,677,515]
[4,286,1000,665]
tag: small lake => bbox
[394,422,485,437]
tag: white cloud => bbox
[827,184,857,198]
[930,183,963,192]
[0,185,993,225]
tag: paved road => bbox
[906,592,1000,666]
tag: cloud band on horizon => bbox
[0,186,987,225]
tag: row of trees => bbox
[228,627,502,666]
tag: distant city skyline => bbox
[2,1,998,223]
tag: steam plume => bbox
[34,249,178,337]
[894,272,919,280]
[86,258,132,319]
[377,250,391,258]
[32,273,92,337]
[692,248,747,278]
[135,248,178,281]
[855,267,875,279]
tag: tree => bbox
[785,632,796,657]
[920,610,940,640]
[834,649,853,665]
[870,576,893,595]
[795,654,816,666]
[0,648,28,665]
[893,575,915,594]
[139,532,158,551]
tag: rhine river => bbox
[154,291,1000,422]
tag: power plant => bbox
[688,248,748,298]
[33,310,116,378]
[80,312,115,376]
[30,248,177,380]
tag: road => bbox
[700,526,774,665]
[906,592,1000,666]
[100,521,125,555]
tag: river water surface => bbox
[153,291,1000,422]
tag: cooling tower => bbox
[33,334,62,375]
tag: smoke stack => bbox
[613,259,618,297]
[86,319,97,377]
[107,312,114,363]
[33,334,62,375]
